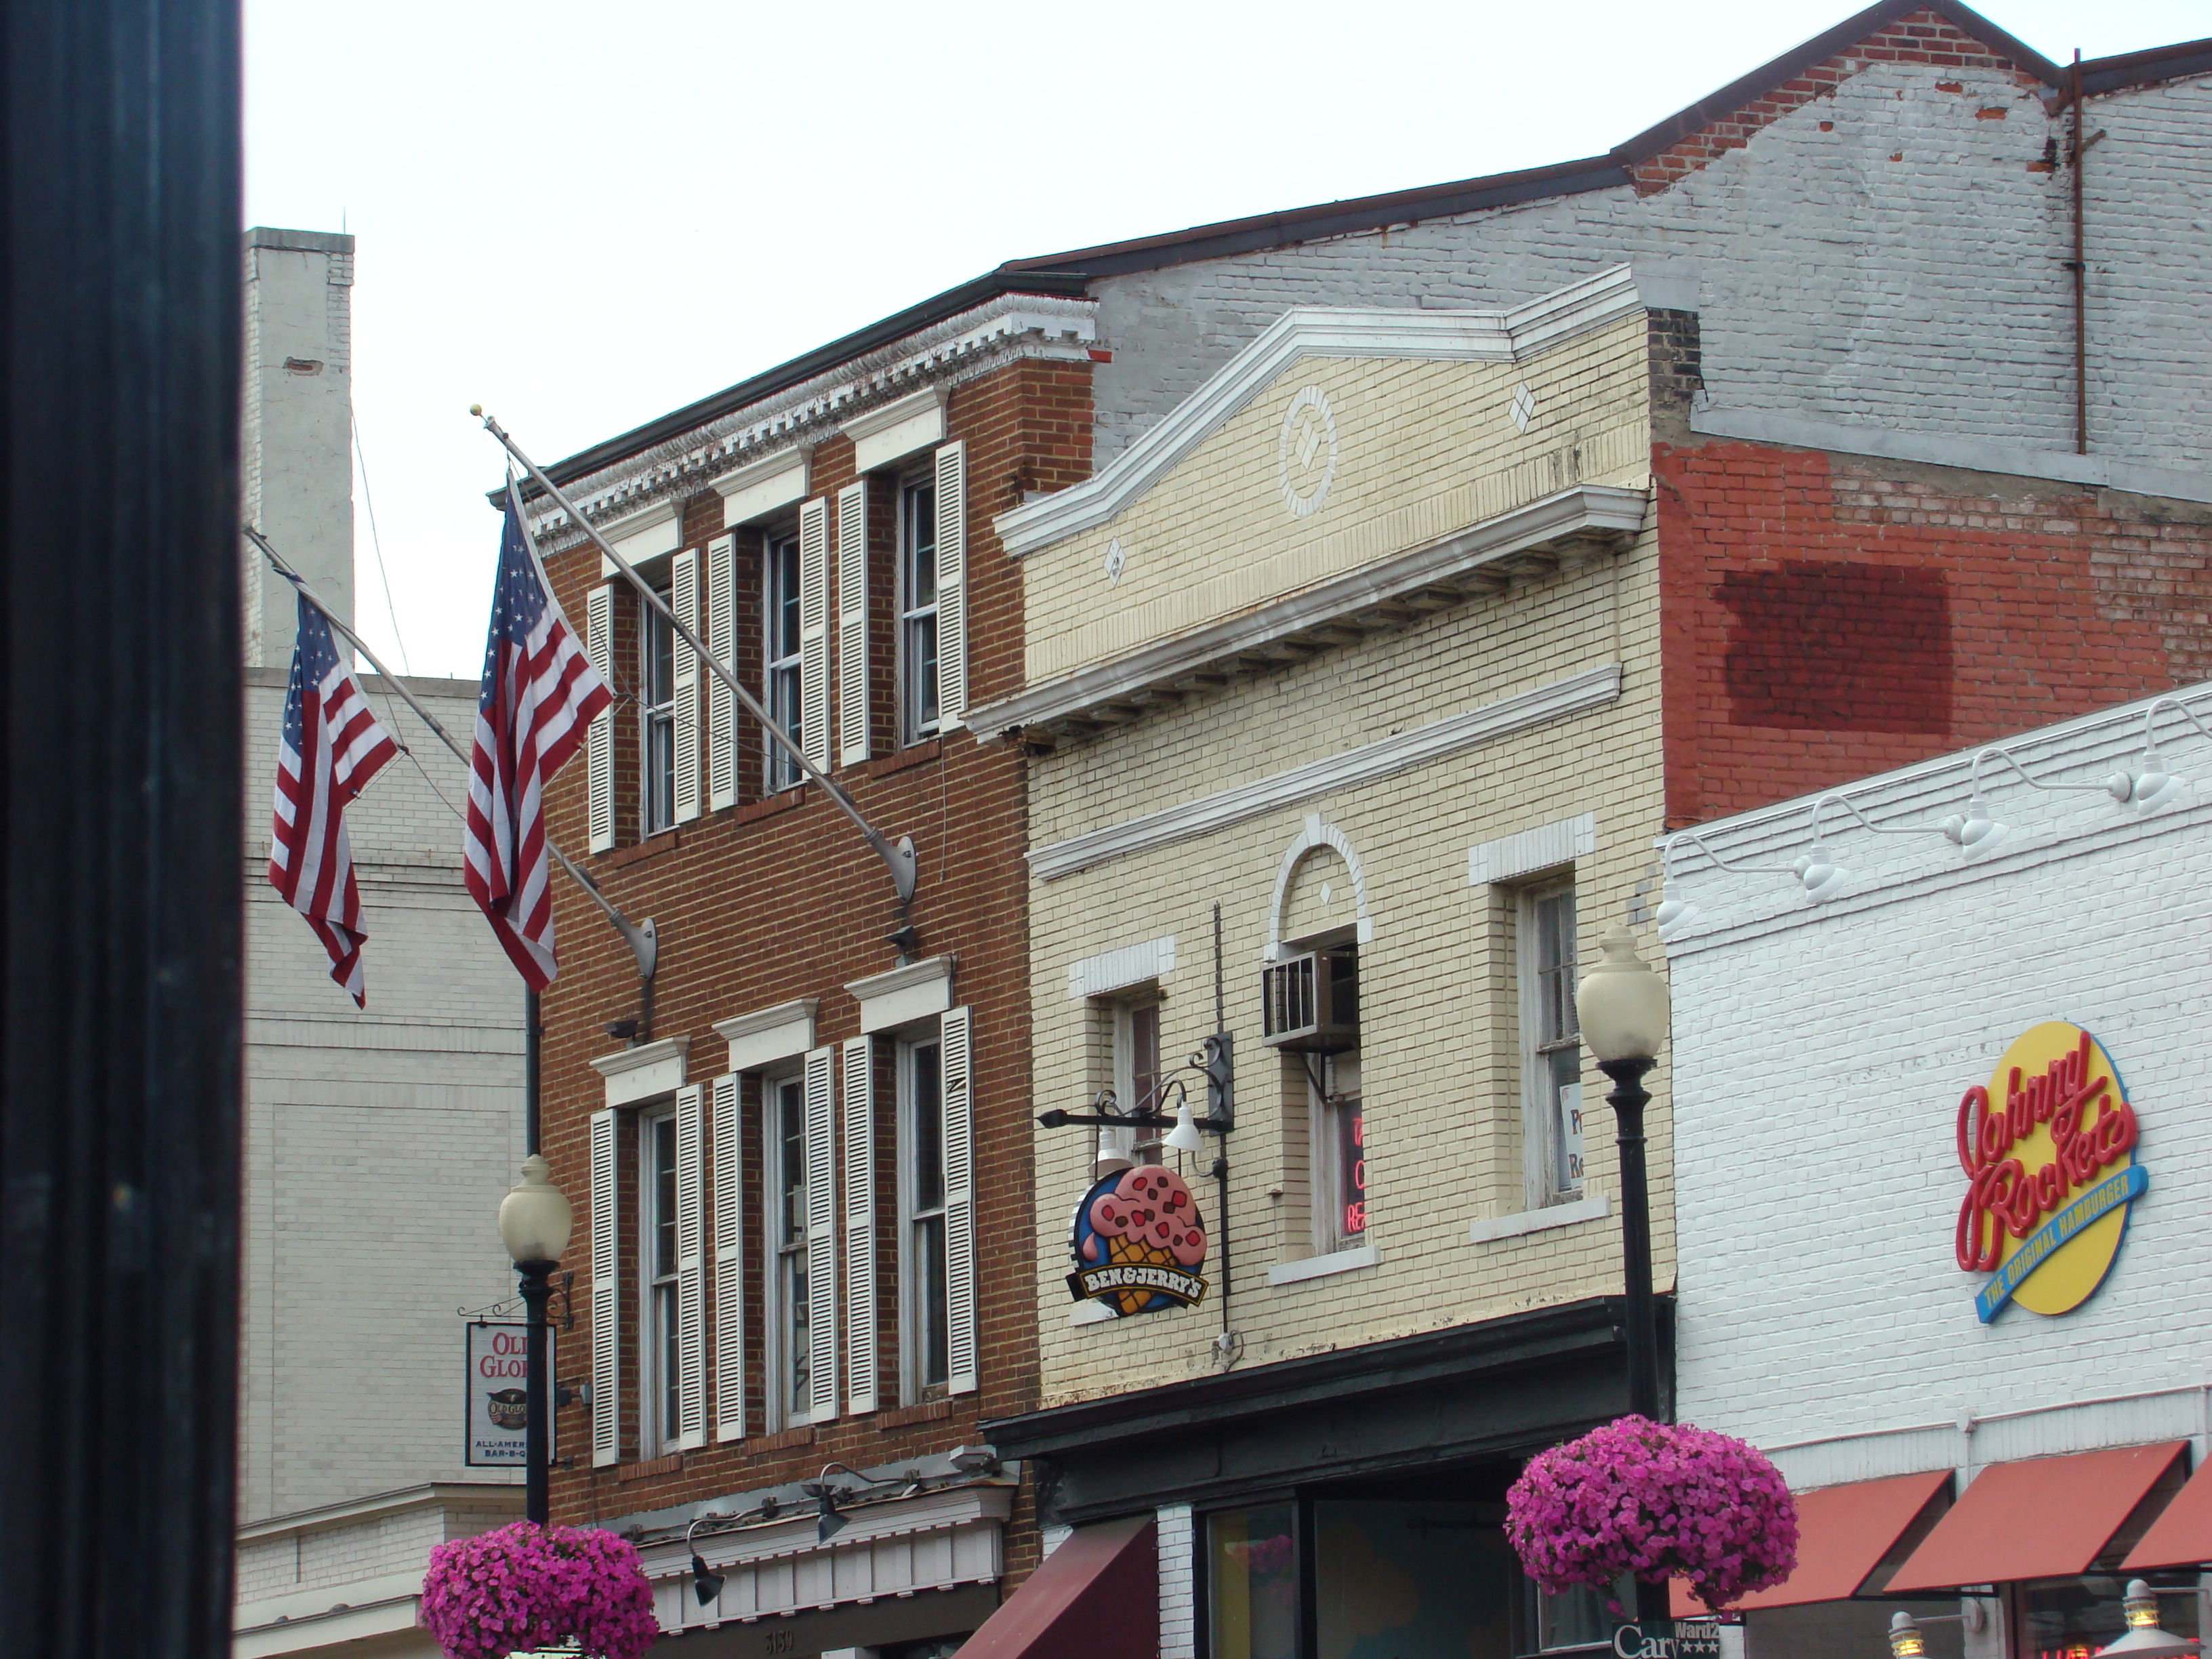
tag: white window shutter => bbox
[672,548,701,823]
[933,443,967,729]
[803,1044,838,1422]
[837,481,870,766]
[941,1006,977,1395]
[842,1036,876,1415]
[674,1084,707,1448]
[705,535,736,811]
[798,498,831,773]
[710,1073,745,1442]
[586,584,615,853]
[589,1108,620,1465]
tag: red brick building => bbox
[527,283,1097,1658]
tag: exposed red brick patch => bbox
[1656,441,2209,827]
[1631,8,2045,195]
[1976,105,2009,118]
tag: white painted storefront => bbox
[1666,682,2212,1659]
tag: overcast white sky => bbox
[243,1,2208,680]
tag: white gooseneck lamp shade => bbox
[1164,1094,1206,1154]
[2095,1581,2201,1658]
[1574,930,1671,1065]
[1795,846,1851,903]
[1942,804,2010,861]
[1654,897,1700,941]
[497,1153,573,1265]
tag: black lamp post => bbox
[497,1155,572,1528]
[1575,928,1673,1626]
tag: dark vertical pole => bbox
[2071,48,2088,456]
[518,1261,553,1526]
[0,4,244,1659]
[1601,1056,1666,1626]
[525,987,542,1154]
[521,986,547,1523]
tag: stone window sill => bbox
[1466,1189,1610,1245]
[1265,1244,1379,1287]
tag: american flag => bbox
[270,592,398,1006]
[465,487,613,989]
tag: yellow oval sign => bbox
[1953,1021,2144,1323]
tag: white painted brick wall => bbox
[237,668,525,1525]
[1665,687,2212,1490]
[1158,1502,1196,1659]
[1090,63,2212,476]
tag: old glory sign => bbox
[1954,1021,2146,1324]
[1069,1164,1208,1315]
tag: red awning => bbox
[1886,1443,2188,1593]
[1672,1469,1952,1616]
[2125,1456,2212,1572]
[957,1515,1157,1659]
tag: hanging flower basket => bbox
[1505,1415,1799,1612]
[420,1522,660,1659]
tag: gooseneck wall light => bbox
[1654,693,2211,937]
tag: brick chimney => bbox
[241,226,355,670]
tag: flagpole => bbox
[472,409,919,919]
[245,523,657,982]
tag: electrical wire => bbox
[350,411,412,676]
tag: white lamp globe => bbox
[1575,930,1671,1064]
[498,1154,573,1265]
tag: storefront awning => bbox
[1886,1443,2189,1593]
[956,1515,1156,1659]
[2125,1456,2212,1572]
[1673,1469,1953,1616]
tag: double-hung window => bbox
[1317,1050,1366,1249]
[901,1035,949,1397]
[764,1073,810,1425]
[640,586,676,835]
[638,1104,680,1454]
[899,476,939,743]
[764,529,804,792]
[1113,998,1164,1167]
[1523,883,1584,1202]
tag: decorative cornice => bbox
[993,266,1647,558]
[970,485,1647,739]
[712,998,818,1045]
[529,293,1097,554]
[589,1035,690,1080]
[838,384,946,445]
[1029,663,1624,881]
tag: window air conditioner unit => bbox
[1261,947,1359,1053]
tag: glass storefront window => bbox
[2020,1575,2198,1659]
[1209,1504,1298,1659]
[1312,1500,1516,1659]
[1533,1575,1635,1653]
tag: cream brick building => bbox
[973,268,1679,1658]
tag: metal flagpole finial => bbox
[470,404,484,417]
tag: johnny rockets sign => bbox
[1954,1021,2145,1324]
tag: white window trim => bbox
[1305,1050,1364,1256]
[897,1027,950,1405]
[640,584,676,838]
[1518,878,1583,1210]
[898,469,941,745]
[764,524,804,794]
[1067,935,1176,1001]
[637,1101,680,1457]
[760,1069,813,1431]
